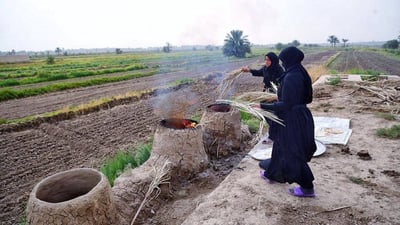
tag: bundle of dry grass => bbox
[217,70,243,99]
[235,91,277,103]
[216,99,284,142]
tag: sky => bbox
[0,0,399,52]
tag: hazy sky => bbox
[1,0,399,52]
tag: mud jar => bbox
[26,168,118,225]
[152,118,209,182]
[200,103,243,158]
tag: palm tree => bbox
[222,30,251,58]
[55,47,62,56]
[327,35,340,47]
[342,39,349,47]
[162,42,172,53]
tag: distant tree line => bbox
[382,39,399,49]
[326,35,349,47]
[275,40,301,51]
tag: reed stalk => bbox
[130,159,172,225]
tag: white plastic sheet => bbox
[314,116,352,145]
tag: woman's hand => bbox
[263,96,278,103]
[250,103,261,109]
[241,67,250,72]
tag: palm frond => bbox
[216,99,284,142]
[235,92,277,103]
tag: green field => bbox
[0,48,272,102]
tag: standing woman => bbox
[242,52,284,93]
[242,52,284,144]
[255,46,317,197]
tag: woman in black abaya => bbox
[254,46,317,197]
[242,52,284,93]
[242,52,284,143]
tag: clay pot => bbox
[26,168,118,225]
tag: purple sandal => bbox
[262,138,273,145]
[289,187,315,198]
[259,170,274,184]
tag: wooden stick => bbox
[314,205,351,215]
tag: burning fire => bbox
[160,118,198,129]
[182,120,197,128]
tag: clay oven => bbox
[200,103,242,158]
[26,168,118,225]
[112,118,209,224]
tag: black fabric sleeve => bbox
[260,73,300,112]
[249,68,263,77]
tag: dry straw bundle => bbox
[217,70,244,99]
[216,99,284,142]
[216,70,284,142]
[235,91,278,103]
[130,159,172,225]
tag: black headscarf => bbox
[278,46,313,104]
[278,46,304,69]
[264,52,283,84]
[265,52,284,82]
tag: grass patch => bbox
[345,68,381,81]
[376,124,400,139]
[348,176,364,185]
[376,113,397,121]
[100,139,153,186]
[17,216,26,225]
[360,74,380,81]
[168,78,193,87]
[190,114,202,123]
[325,75,341,85]
[240,111,263,133]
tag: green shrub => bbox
[100,139,153,186]
[348,176,364,184]
[46,55,55,64]
[100,151,137,186]
[0,79,20,87]
[326,75,341,85]
[240,111,262,133]
[376,125,400,139]
[135,143,152,165]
